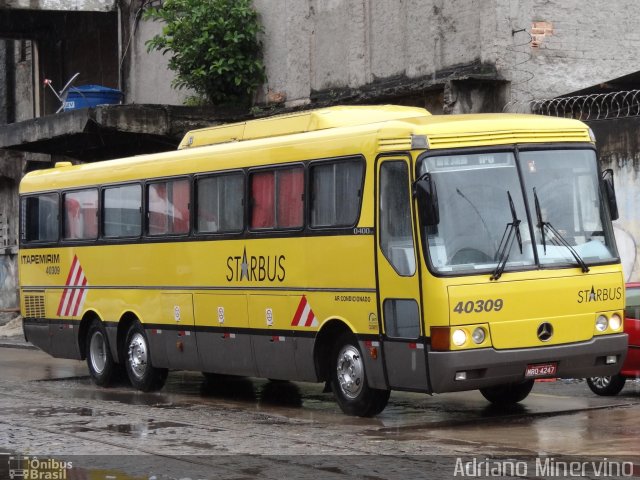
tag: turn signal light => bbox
[431,327,451,351]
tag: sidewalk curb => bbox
[0,339,37,350]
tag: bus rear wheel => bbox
[480,379,534,405]
[329,333,390,417]
[124,322,168,392]
[86,319,118,387]
[586,374,626,396]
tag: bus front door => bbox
[376,157,428,391]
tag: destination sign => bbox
[423,152,514,172]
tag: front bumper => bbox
[428,333,628,393]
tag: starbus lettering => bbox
[20,254,60,265]
[577,285,623,303]
[226,246,286,282]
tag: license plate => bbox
[525,362,557,378]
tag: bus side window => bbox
[63,189,98,240]
[277,167,304,228]
[103,184,142,238]
[196,172,244,233]
[148,178,190,236]
[250,171,274,228]
[250,166,303,230]
[310,158,363,227]
[379,161,416,276]
[21,193,59,243]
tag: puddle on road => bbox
[103,420,186,437]
[0,405,120,418]
[10,343,639,435]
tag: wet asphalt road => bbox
[0,345,639,479]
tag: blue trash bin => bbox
[63,85,123,111]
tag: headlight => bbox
[609,313,622,330]
[595,315,608,332]
[452,329,467,346]
[472,327,486,344]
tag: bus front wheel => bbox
[329,333,390,417]
[480,379,534,405]
[124,322,168,392]
[86,319,118,387]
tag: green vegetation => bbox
[144,0,266,105]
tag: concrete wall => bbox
[15,41,34,122]
[0,41,7,124]
[590,118,640,282]
[253,0,499,108]
[499,0,640,105]
[248,0,640,110]
[126,17,192,105]
[0,151,24,309]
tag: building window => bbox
[147,178,190,235]
[196,172,244,233]
[103,184,142,238]
[250,166,303,230]
[310,158,363,227]
[63,189,98,240]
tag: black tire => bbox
[480,379,535,405]
[586,374,626,396]
[329,332,390,417]
[124,322,168,392]
[86,319,118,387]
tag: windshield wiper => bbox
[533,188,589,273]
[491,191,522,281]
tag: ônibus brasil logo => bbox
[8,455,73,480]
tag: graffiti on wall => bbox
[0,255,18,309]
[613,163,640,282]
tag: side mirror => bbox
[413,174,439,227]
[601,169,619,221]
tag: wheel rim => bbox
[591,376,611,389]
[336,344,364,399]
[127,332,148,380]
[89,331,107,375]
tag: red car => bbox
[587,282,640,395]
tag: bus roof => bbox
[177,105,431,149]
[20,106,592,193]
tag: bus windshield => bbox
[417,148,618,275]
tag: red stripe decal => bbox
[291,295,307,326]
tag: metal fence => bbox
[503,90,640,120]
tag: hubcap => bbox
[128,332,148,380]
[591,376,612,389]
[336,344,364,399]
[89,331,107,375]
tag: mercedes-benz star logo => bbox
[537,322,553,342]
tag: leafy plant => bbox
[144,0,266,105]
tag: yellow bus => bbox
[19,105,627,416]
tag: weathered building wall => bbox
[253,0,500,109]
[590,118,640,282]
[246,0,640,110]
[0,151,23,309]
[15,41,34,122]
[508,0,640,103]
[0,41,6,124]
[125,16,191,105]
